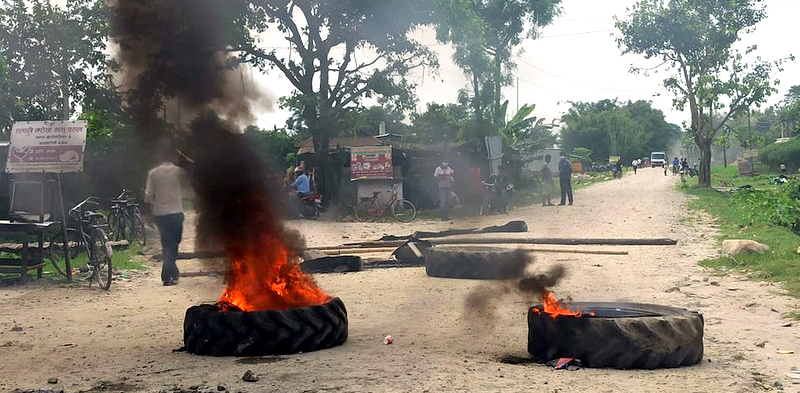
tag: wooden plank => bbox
[318,237,678,249]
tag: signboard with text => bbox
[350,145,393,180]
[6,121,87,173]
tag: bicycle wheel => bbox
[130,209,147,246]
[90,228,113,290]
[107,209,120,240]
[354,200,375,222]
[48,228,87,278]
[391,199,417,223]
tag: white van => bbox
[650,151,666,167]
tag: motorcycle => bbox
[298,191,322,220]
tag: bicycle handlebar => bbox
[70,197,101,218]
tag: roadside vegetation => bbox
[683,166,800,309]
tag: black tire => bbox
[391,199,416,222]
[302,202,319,220]
[424,247,529,280]
[47,228,84,278]
[131,209,147,246]
[184,297,348,356]
[91,228,113,290]
[107,209,121,241]
[301,256,363,273]
[528,302,704,369]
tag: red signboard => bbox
[350,146,393,180]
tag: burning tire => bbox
[184,297,348,356]
[528,302,703,369]
[425,247,528,280]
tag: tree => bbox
[239,0,437,203]
[435,0,561,125]
[0,0,109,129]
[615,0,789,187]
[560,99,677,162]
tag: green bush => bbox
[730,182,800,233]
[759,138,800,171]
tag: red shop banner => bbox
[350,146,393,180]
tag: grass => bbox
[681,165,800,304]
[0,241,147,283]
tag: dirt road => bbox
[2,168,799,392]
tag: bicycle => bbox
[108,189,147,246]
[354,184,416,222]
[47,197,114,290]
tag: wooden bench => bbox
[0,221,58,279]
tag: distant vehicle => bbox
[650,151,666,167]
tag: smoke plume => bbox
[463,253,567,330]
[110,0,320,310]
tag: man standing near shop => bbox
[145,148,190,286]
[434,160,455,221]
[558,151,573,205]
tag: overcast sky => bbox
[251,0,800,131]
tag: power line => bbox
[516,57,654,93]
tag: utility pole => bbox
[516,76,519,113]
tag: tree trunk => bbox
[471,69,483,121]
[697,138,712,187]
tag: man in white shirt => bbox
[434,160,454,221]
[145,149,190,286]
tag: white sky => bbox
[251,0,800,130]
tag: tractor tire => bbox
[528,302,703,369]
[184,297,348,356]
[424,247,529,280]
[301,256,363,273]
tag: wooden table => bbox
[0,221,59,280]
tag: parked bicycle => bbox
[47,197,113,290]
[108,189,146,246]
[355,184,416,222]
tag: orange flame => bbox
[217,210,329,312]
[531,290,594,319]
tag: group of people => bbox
[670,157,691,176]
[433,151,575,221]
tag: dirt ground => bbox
[2,168,799,393]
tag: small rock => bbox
[47,377,58,384]
[10,326,22,332]
[242,370,259,382]
[781,322,792,327]
[755,341,766,348]
[745,302,757,308]
[710,281,720,286]
[771,308,780,313]
[217,386,226,392]
[189,386,199,391]
[727,287,739,291]
[665,286,680,293]
[703,277,709,282]
[774,380,784,390]
[722,239,770,256]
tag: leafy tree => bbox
[560,99,676,161]
[244,125,297,172]
[615,0,789,187]
[410,102,467,148]
[435,0,561,125]
[239,0,437,203]
[0,0,109,127]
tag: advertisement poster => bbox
[350,146,393,180]
[6,121,87,173]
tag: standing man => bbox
[541,155,554,206]
[631,158,638,174]
[145,148,190,286]
[558,151,573,206]
[434,160,455,221]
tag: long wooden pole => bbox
[313,237,678,250]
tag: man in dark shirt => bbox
[558,151,573,205]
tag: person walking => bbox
[434,160,455,221]
[541,155,554,206]
[558,151,573,205]
[145,148,190,286]
[631,158,638,174]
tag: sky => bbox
[250,0,800,131]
